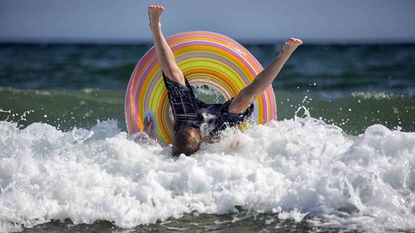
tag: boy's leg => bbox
[148,5,185,85]
[227,38,303,114]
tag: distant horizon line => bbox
[1,37,415,45]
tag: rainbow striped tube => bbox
[125,31,276,145]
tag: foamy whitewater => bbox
[1,114,415,232]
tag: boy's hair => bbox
[172,126,202,156]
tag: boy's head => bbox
[172,126,202,156]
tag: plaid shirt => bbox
[163,73,254,134]
[163,74,204,131]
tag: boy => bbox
[148,5,302,156]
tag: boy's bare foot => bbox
[281,37,303,54]
[148,5,164,28]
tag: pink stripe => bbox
[263,92,268,121]
[177,52,250,85]
[168,31,262,72]
[144,72,161,110]
[126,47,157,132]
[133,56,159,129]
[172,41,256,83]
[179,32,262,71]
[130,47,156,100]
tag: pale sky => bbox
[1,0,414,43]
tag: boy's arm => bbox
[133,114,155,144]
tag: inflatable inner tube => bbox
[125,31,276,145]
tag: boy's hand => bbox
[144,114,153,138]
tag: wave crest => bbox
[0,118,414,232]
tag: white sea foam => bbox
[351,91,405,100]
[0,117,414,232]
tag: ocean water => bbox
[0,44,415,232]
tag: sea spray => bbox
[0,116,415,232]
